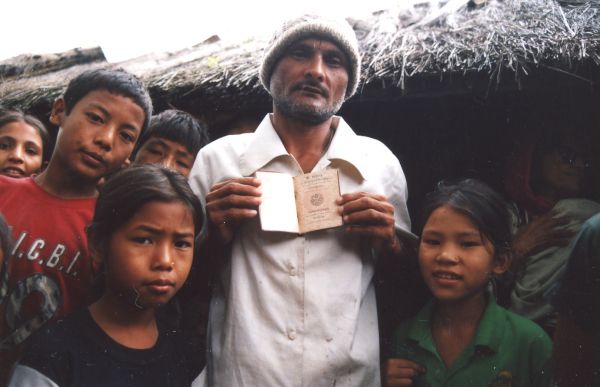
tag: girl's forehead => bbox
[0,121,43,141]
[424,205,479,231]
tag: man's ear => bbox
[492,253,511,276]
[49,97,66,126]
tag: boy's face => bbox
[0,121,44,178]
[50,90,145,183]
[133,137,195,177]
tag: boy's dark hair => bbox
[420,178,512,259]
[0,110,50,159]
[63,68,153,131]
[87,164,203,254]
[132,109,209,158]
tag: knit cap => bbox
[259,14,361,99]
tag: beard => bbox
[273,89,345,125]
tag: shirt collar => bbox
[239,114,369,180]
[406,294,504,355]
[239,115,290,176]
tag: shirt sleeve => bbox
[8,364,59,387]
[555,215,600,333]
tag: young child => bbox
[0,109,49,178]
[132,109,209,177]
[384,179,552,387]
[0,68,152,379]
[8,165,203,386]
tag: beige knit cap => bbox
[259,14,361,99]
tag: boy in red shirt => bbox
[0,68,152,380]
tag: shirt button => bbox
[288,329,297,340]
[289,266,297,276]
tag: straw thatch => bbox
[1,0,599,113]
[360,0,600,90]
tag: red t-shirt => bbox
[0,175,96,349]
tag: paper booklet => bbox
[256,169,343,234]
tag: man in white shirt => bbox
[190,14,412,387]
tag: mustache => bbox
[293,80,329,98]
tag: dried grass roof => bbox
[1,0,599,112]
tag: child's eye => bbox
[0,142,9,150]
[86,112,104,124]
[119,131,135,143]
[174,240,192,249]
[461,241,481,248]
[422,239,440,246]
[132,236,152,245]
[147,147,162,156]
[26,147,39,156]
[176,160,190,168]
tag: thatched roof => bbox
[360,0,600,90]
[1,0,599,114]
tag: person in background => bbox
[503,125,600,335]
[0,109,49,178]
[132,109,209,177]
[384,179,552,387]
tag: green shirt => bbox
[391,297,553,387]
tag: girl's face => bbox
[0,121,44,178]
[419,205,507,304]
[101,200,195,309]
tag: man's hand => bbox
[512,212,574,267]
[337,192,401,254]
[383,358,425,387]
[205,177,262,245]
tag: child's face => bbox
[419,205,506,304]
[102,200,195,309]
[0,121,44,178]
[50,90,145,182]
[133,137,195,177]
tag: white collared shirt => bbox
[189,115,411,387]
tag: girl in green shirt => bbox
[384,179,552,387]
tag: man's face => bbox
[270,38,349,124]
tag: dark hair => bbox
[63,68,153,131]
[0,110,50,159]
[0,213,12,301]
[132,109,209,158]
[87,164,203,251]
[420,179,512,258]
